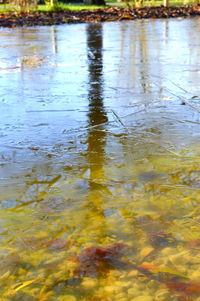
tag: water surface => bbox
[0,18,200,300]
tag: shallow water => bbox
[0,18,200,300]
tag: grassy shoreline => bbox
[0,0,198,12]
[0,3,199,26]
[0,3,107,12]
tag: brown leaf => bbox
[165,281,200,297]
[74,243,126,276]
[185,239,200,248]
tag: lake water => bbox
[0,18,200,300]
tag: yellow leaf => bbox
[14,279,38,292]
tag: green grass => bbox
[0,4,15,11]
[0,3,108,12]
[0,0,198,13]
[38,2,108,11]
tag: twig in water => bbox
[150,74,189,94]
[152,80,200,113]
[122,109,145,119]
[179,99,200,113]
[163,116,200,125]
[111,109,130,133]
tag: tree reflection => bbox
[86,23,108,181]
[85,23,108,240]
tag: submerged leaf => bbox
[137,263,188,281]
[74,243,126,276]
[137,263,160,271]
[14,279,38,292]
[185,239,200,248]
[165,281,200,297]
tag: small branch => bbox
[162,116,200,125]
[111,109,130,133]
[151,74,189,94]
[180,99,200,113]
[151,75,200,113]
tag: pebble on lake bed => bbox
[127,287,141,297]
[155,288,171,300]
[104,285,119,293]
[131,295,153,301]
[81,278,98,289]
[58,295,76,301]
[139,246,154,258]
[190,270,200,281]
[115,293,127,299]
[127,270,139,278]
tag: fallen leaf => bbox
[185,239,200,248]
[74,243,126,276]
[165,281,200,297]
[137,263,188,281]
[14,279,38,292]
